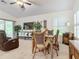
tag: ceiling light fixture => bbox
[1,0,32,9]
[17,1,23,5]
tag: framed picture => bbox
[23,22,34,30]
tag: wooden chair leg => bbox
[32,46,35,54]
[33,52,35,59]
[43,49,46,56]
[54,48,58,56]
[33,48,36,59]
[32,49,34,54]
[56,50,58,56]
[58,45,59,51]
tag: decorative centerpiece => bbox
[33,21,42,32]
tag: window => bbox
[74,11,79,38]
[52,16,67,35]
[58,27,67,35]
[5,21,13,38]
[0,20,4,30]
[76,26,79,37]
[53,27,58,35]
[0,19,14,38]
[74,14,77,37]
[52,17,58,35]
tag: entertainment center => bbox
[19,22,34,39]
[19,20,47,39]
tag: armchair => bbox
[62,32,74,45]
[0,30,19,51]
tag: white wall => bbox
[0,10,17,21]
[73,0,79,13]
[16,10,74,32]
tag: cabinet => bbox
[19,30,33,39]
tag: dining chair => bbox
[45,29,53,54]
[52,30,59,56]
[32,30,47,59]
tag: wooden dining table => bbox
[69,40,79,59]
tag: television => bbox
[23,22,34,30]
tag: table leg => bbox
[69,54,72,59]
[69,45,72,59]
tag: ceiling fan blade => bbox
[28,0,39,5]
[24,2,31,5]
[10,2,16,4]
[1,0,7,3]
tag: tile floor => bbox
[0,38,70,59]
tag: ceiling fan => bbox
[10,0,32,9]
[1,0,32,9]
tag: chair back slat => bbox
[55,30,59,44]
[32,29,47,45]
[35,33,44,44]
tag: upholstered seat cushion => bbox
[37,44,45,49]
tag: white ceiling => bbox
[0,0,75,17]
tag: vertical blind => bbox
[52,16,68,35]
[74,11,79,38]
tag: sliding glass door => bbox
[5,21,14,38]
[0,19,14,38]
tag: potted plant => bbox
[14,25,21,37]
[33,22,42,32]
